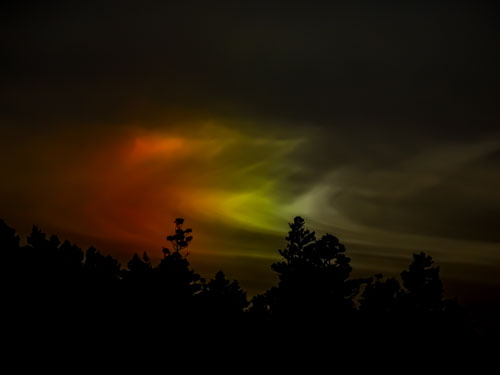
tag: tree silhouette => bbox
[400,251,444,312]
[200,270,248,317]
[1,219,22,310]
[84,246,121,283]
[126,252,153,275]
[121,252,154,321]
[164,218,193,255]
[358,251,476,339]
[155,218,203,317]
[0,219,20,251]
[359,274,401,315]
[123,251,153,291]
[253,216,364,326]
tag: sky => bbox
[1,1,499,311]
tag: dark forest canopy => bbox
[0,216,483,342]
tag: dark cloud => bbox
[327,140,500,242]
[2,1,499,135]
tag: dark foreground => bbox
[1,217,490,349]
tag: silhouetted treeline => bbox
[0,216,479,342]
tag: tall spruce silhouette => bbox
[251,216,364,326]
